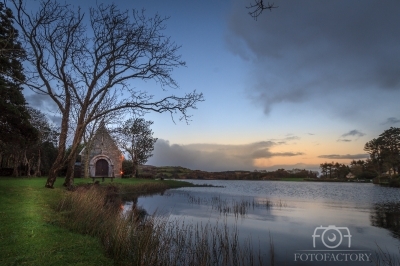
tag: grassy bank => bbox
[55,184,267,265]
[0,177,191,266]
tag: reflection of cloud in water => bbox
[123,181,400,265]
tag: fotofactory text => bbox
[294,225,372,263]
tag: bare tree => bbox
[246,0,278,20]
[115,118,158,178]
[10,0,204,188]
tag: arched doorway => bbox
[95,159,109,176]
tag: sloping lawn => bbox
[0,177,192,265]
[0,177,113,266]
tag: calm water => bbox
[125,180,400,265]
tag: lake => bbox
[124,180,400,265]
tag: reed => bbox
[373,245,400,266]
[42,182,400,266]
[204,196,287,218]
[55,184,272,265]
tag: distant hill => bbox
[137,165,317,180]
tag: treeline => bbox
[319,160,376,180]
[0,108,59,177]
[129,165,319,180]
[319,127,400,182]
[255,168,318,180]
[181,168,318,181]
[0,3,58,177]
[364,127,400,177]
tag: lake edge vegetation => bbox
[0,177,272,266]
[0,177,202,265]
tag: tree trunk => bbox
[45,146,66,188]
[63,122,86,186]
[64,158,75,187]
[45,168,57,188]
[46,108,70,188]
[131,156,139,178]
[132,160,136,178]
[12,153,19,177]
[24,150,32,177]
[84,150,90,178]
[83,138,93,178]
[26,160,31,177]
[34,149,41,177]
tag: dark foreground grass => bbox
[0,177,190,266]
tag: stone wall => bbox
[81,125,123,178]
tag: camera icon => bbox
[312,225,352,249]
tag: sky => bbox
[22,0,400,172]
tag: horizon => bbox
[22,0,400,172]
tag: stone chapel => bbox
[79,124,124,178]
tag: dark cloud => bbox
[251,149,304,159]
[227,0,400,116]
[50,115,62,126]
[147,139,305,171]
[318,154,369,160]
[341,130,366,138]
[24,93,57,110]
[383,117,400,125]
[24,92,61,126]
[337,129,366,142]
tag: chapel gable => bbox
[80,124,123,178]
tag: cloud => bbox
[24,92,57,110]
[382,117,400,125]
[251,149,304,159]
[227,0,400,117]
[318,154,369,160]
[337,130,366,142]
[284,135,300,141]
[147,139,304,171]
[341,130,366,138]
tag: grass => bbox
[54,185,268,265]
[1,176,396,265]
[375,248,400,266]
[0,176,190,266]
[0,177,114,266]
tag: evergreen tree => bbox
[364,127,400,176]
[0,3,37,144]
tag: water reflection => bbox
[124,180,400,265]
[370,202,400,239]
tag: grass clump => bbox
[55,183,268,265]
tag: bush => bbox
[389,178,400,188]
